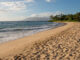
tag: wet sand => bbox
[0,22,80,60]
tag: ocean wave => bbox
[0,22,64,43]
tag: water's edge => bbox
[0,22,65,44]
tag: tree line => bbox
[49,12,80,22]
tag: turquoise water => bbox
[0,21,64,43]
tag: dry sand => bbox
[0,22,80,60]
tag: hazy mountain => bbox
[24,17,50,21]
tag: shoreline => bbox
[0,22,66,45]
[0,22,74,58]
[0,22,65,44]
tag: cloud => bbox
[0,16,26,21]
[0,0,36,12]
[25,0,34,2]
[46,0,51,2]
[30,12,53,17]
[0,0,35,21]
[0,9,8,13]
[30,11,62,17]
[25,11,63,21]
[0,0,34,2]
[46,0,56,2]
[0,1,27,11]
[0,0,59,21]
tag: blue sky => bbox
[0,0,80,21]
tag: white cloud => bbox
[46,0,56,2]
[30,11,62,17]
[30,12,52,17]
[25,11,63,21]
[46,0,51,2]
[0,1,27,11]
[0,16,26,21]
[0,0,35,12]
[0,9,8,13]
[25,0,34,2]
[0,0,35,21]
[0,0,59,21]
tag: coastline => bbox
[0,22,64,44]
[0,22,75,58]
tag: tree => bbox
[75,12,80,21]
[49,12,80,22]
[66,14,74,20]
[50,15,54,20]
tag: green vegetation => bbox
[49,12,80,22]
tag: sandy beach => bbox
[0,22,80,60]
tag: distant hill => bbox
[24,17,50,21]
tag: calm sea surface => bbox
[0,21,64,43]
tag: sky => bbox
[0,0,80,21]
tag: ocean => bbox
[0,21,64,43]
